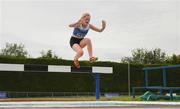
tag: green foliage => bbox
[121,48,167,64]
[0,57,145,93]
[166,54,180,64]
[0,43,28,58]
[0,44,180,93]
[0,57,179,93]
[39,49,59,59]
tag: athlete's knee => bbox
[85,38,91,44]
[77,50,84,56]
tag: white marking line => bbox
[92,67,113,74]
[0,101,180,108]
[0,63,24,71]
[48,65,71,72]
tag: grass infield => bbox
[0,96,179,102]
[0,96,140,101]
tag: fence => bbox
[0,91,126,98]
[6,92,95,98]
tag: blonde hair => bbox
[81,13,91,19]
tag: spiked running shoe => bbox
[73,59,80,68]
[89,57,98,63]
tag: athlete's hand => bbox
[100,20,106,32]
[78,19,84,24]
[102,20,106,28]
[75,19,84,27]
[69,19,84,28]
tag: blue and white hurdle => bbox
[0,63,113,100]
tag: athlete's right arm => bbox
[69,19,82,28]
[69,22,79,27]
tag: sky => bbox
[0,0,180,62]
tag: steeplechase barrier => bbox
[0,63,113,100]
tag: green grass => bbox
[0,96,179,101]
[100,96,141,101]
[0,96,140,101]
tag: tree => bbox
[0,43,28,58]
[166,54,180,64]
[39,49,59,59]
[121,48,167,64]
[131,48,146,64]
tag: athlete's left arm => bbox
[89,20,106,32]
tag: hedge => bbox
[0,56,179,93]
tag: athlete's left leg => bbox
[80,38,93,58]
[80,38,98,62]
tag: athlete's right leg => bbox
[72,44,84,60]
[72,44,84,68]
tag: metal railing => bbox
[0,91,124,98]
[5,92,97,98]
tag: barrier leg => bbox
[132,87,135,98]
[170,89,173,100]
[95,73,100,100]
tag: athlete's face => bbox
[82,16,90,26]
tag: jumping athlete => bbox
[69,13,106,68]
